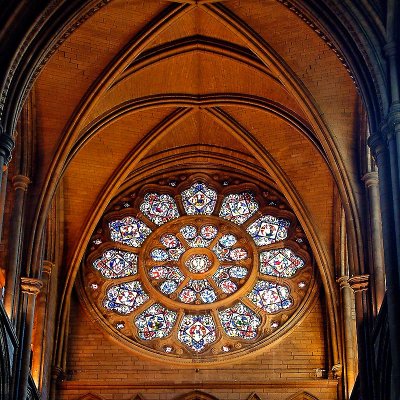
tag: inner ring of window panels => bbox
[84,178,312,359]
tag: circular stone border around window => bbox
[78,174,317,365]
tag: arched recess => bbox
[53,96,340,370]
[175,390,219,400]
[286,391,319,400]
[27,0,366,287]
[7,0,380,388]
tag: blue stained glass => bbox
[140,193,179,225]
[212,243,248,262]
[259,248,305,277]
[93,249,137,279]
[180,225,197,240]
[219,192,259,225]
[219,234,237,248]
[135,303,177,340]
[109,216,152,247]
[167,243,185,261]
[103,281,149,315]
[218,302,261,339]
[160,280,179,295]
[150,248,169,262]
[200,288,217,303]
[246,215,290,246]
[229,266,248,279]
[247,280,292,313]
[178,314,217,352]
[181,182,217,215]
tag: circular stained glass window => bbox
[82,175,314,363]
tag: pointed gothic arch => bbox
[247,393,262,400]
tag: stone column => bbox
[337,276,357,396]
[348,274,375,400]
[32,261,57,399]
[3,175,30,320]
[368,134,400,399]
[362,171,386,311]
[0,130,15,197]
[14,277,43,400]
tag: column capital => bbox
[331,363,343,379]
[383,41,397,58]
[348,274,369,292]
[0,129,15,165]
[20,277,43,295]
[367,133,387,158]
[42,260,55,275]
[362,171,379,188]
[11,174,30,191]
[337,275,351,289]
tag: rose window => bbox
[82,176,314,363]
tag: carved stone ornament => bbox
[348,275,369,292]
[20,277,43,295]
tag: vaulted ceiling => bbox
[30,0,364,336]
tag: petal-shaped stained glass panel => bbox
[150,248,169,262]
[181,182,217,215]
[180,225,197,240]
[219,279,237,294]
[218,303,261,339]
[219,234,237,248]
[103,281,149,315]
[93,249,138,279]
[135,303,177,340]
[109,217,152,247]
[159,280,179,294]
[160,234,180,248]
[247,281,292,313]
[200,225,218,239]
[247,215,290,246]
[219,192,259,225]
[140,193,179,225]
[178,314,217,352]
[179,288,197,304]
[229,266,248,279]
[259,248,305,277]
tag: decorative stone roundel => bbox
[82,176,313,364]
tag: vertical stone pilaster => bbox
[14,277,42,400]
[337,276,357,396]
[3,174,30,320]
[347,274,375,399]
[362,171,386,311]
[33,261,57,399]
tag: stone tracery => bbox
[83,175,313,362]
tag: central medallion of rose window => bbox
[185,254,212,273]
[141,215,256,309]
